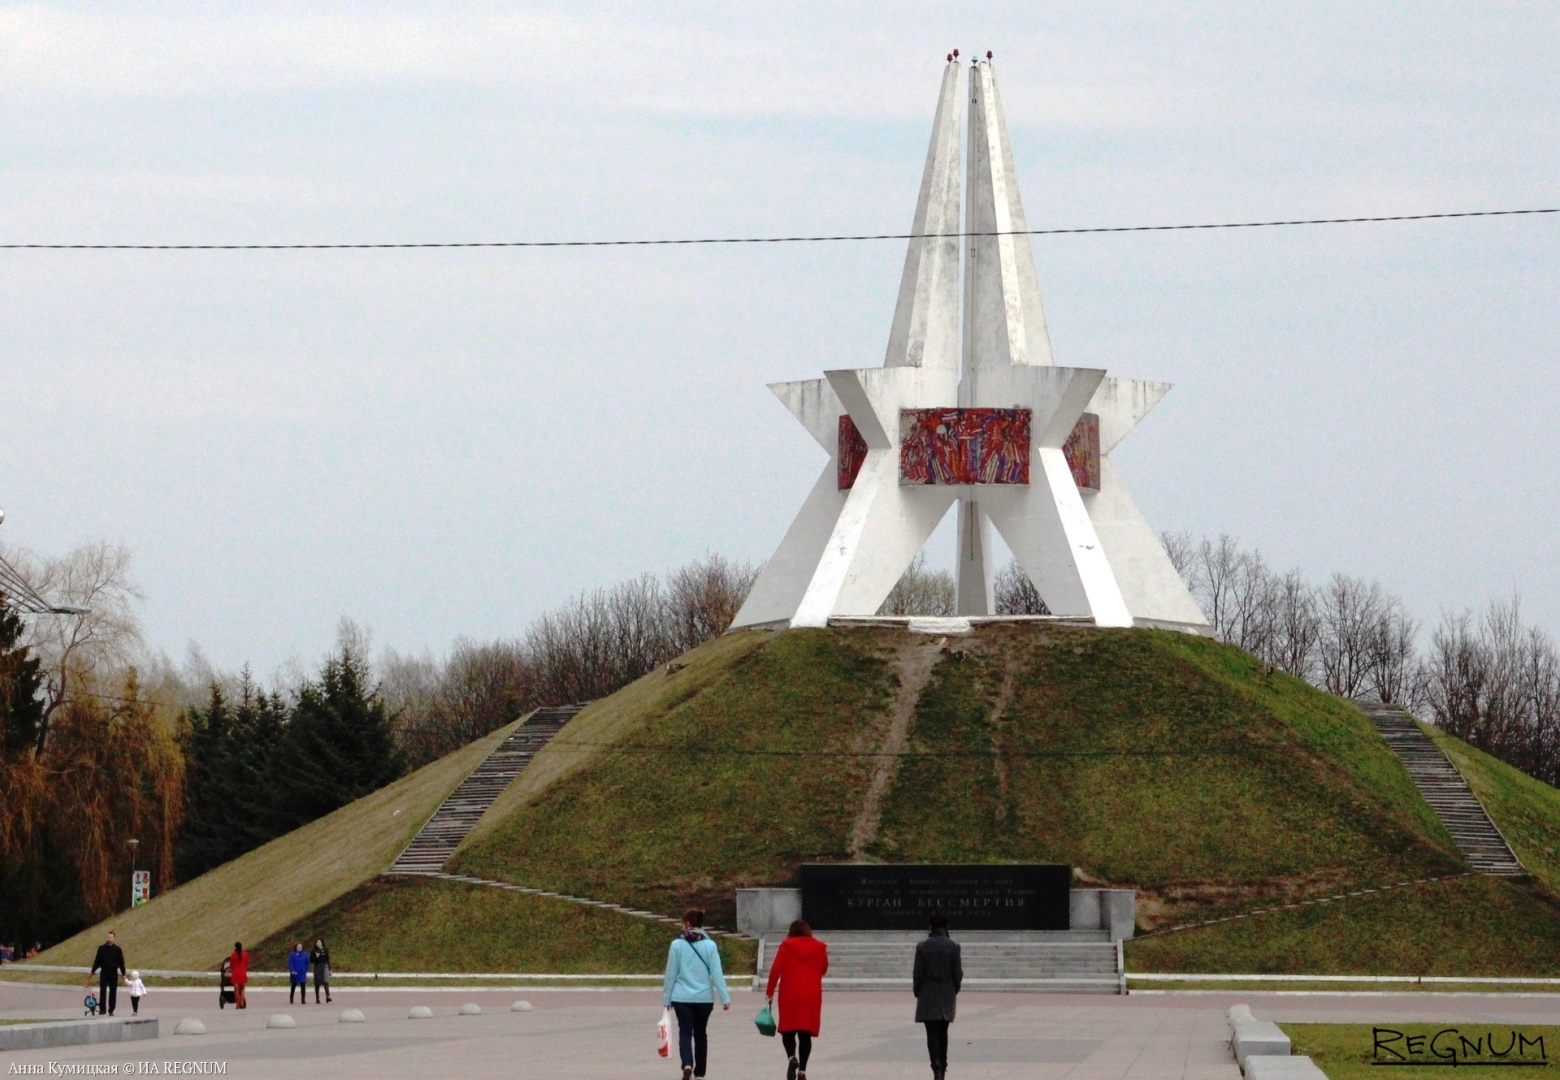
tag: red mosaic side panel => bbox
[837,414,869,490]
[1062,412,1101,492]
[898,408,1031,485]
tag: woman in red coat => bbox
[765,920,828,1080]
[228,942,250,1010]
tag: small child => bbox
[126,970,147,1015]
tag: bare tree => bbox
[1160,530,1195,584]
[1187,534,1242,640]
[1222,547,1278,658]
[525,573,681,704]
[9,541,145,754]
[878,553,956,616]
[1317,574,1386,699]
[1368,599,1421,705]
[1422,595,1560,784]
[994,560,1049,615]
[389,639,536,766]
[1268,568,1321,680]
[666,553,759,654]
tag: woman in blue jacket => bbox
[287,943,310,1004]
[662,909,730,1080]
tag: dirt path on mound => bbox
[847,636,946,858]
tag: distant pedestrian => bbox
[126,970,148,1015]
[913,914,962,1080]
[765,919,828,1080]
[288,943,310,1004]
[310,938,332,1003]
[228,942,250,1010]
[662,909,730,1080]
[90,930,127,1016]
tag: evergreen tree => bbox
[270,648,406,832]
[177,685,232,881]
[176,673,289,880]
[0,599,44,754]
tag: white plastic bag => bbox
[656,1007,672,1058]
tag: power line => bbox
[1,207,1554,251]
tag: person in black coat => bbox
[310,939,332,1004]
[90,931,127,1016]
[912,914,962,1080]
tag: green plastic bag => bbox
[754,1002,777,1037]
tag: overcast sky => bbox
[2,2,1556,675]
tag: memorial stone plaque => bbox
[800,864,1070,931]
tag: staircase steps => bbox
[1356,701,1526,877]
[755,931,1123,994]
[387,704,586,875]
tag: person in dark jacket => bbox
[912,914,962,1080]
[287,943,310,1004]
[90,931,127,1016]
[310,938,332,1003]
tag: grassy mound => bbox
[252,875,755,975]
[452,623,1490,936]
[28,718,524,971]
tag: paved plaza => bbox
[4,981,1559,1079]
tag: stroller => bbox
[83,992,98,1016]
[218,957,236,1008]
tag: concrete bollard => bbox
[265,1015,296,1029]
[408,1006,434,1020]
[1232,1021,1292,1066]
[1245,1057,1328,1079]
[459,1004,482,1016]
[173,1019,206,1036]
[339,1009,365,1024]
[511,1001,532,1012]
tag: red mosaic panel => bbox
[898,408,1031,485]
[1063,412,1101,492]
[837,414,869,490]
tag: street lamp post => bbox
[127,839,141,910]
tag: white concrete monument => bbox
[731,55,1208,633]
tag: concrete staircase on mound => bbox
[755,931,1123,994]
[1357,700,1526,877]
[387,704,586,875]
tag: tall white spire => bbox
[961,57,1054,376]
[883,58,963,370]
